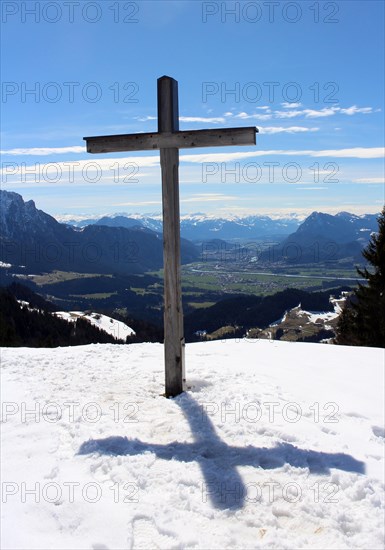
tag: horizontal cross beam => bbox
[84,127,258,154]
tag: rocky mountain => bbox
[261,211,380,263]
[0,191,199,275]
[292,211,378,243]
[1,189,72,245]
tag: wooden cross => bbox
[84,76,258,398]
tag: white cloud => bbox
[137,115,226,124]
[304,105,374,118]
[340,106,374,115]
[2,146,383,189]
[309,147,384,158]
[181,151,267,163]
[0,155,161,187]
[254,114,273,121]
[275,110,303,119]
[259,126,319,134]
[227,105,376,121]
[295,187,328,190]
[180,147,385,163]
[134,105,377,126]
[281,102,302,108]
[179,116,225,124]
[233,112,273,121]
[181,194,237,203]
[275,105,375,119]
[110,200,162,207]
[303,107,340,118]
[0,146,86,156]
[353,177,385,183]
[136,116,157,122]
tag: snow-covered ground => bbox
[1,340,384,549]
[286,305,340,331]
[271,297,344,329]
[55,311,135,340]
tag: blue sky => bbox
[1,0,384,220]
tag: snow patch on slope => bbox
[55,311,135,340]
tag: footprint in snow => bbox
[372,425,385,439]
[44,466,59,479]
[345,411,368,420]
[320,426,337,435]
[129,516,178,549]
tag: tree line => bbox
[335,207,385,348]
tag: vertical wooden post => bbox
[158,76,185,397]
[84,76,257,398]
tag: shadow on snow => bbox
[78,392,365,510]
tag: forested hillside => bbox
[0,288,126,347]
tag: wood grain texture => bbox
[84,127,257,153]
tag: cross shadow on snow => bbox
[77,392,365,510]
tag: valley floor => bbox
[1,340,384,549]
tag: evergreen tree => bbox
[336,207,385,347]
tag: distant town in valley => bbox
[0,190,380,346]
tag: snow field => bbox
[1,340,384,549]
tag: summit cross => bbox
[84,76,258,397]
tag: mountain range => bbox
[60,212,301,241]
[59,209,380,257]
[0,190,380,275]
[268,211,379,263]
[59,206,380,264]
[0,191,198,275]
